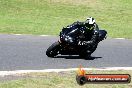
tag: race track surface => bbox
[0,34,132,71]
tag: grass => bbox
[0,70,132,88]
[0,0,132,38]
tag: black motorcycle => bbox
[46,27,107,58]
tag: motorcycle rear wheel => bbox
[46,41,60,57]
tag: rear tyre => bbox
[46,41,60,57]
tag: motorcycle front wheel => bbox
[46,41,60,57]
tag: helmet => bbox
[84,17,95,30]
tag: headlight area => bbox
[65,36,73,43]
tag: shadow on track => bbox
[54,55,102,60]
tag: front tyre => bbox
[46,41,60,57]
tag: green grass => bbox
[0,0,132,38]
[0,70,132,88]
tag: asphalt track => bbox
[0,34,132,71]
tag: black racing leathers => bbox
[60,21,99,47]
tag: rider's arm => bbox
[89,30,99,44]
[78,30,99,46]
[84,23,100,45]
[94,23,99,30]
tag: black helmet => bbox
[84,17,95,30]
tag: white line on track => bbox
[10,34,51,36]
[0,67,132,77]
[13,34,22,35]
[40,35,50,36]
[114,38,125,39]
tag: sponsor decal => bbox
[76,66,131,85]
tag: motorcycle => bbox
[46,27,107,58]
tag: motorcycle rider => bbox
[62,17,100,59]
